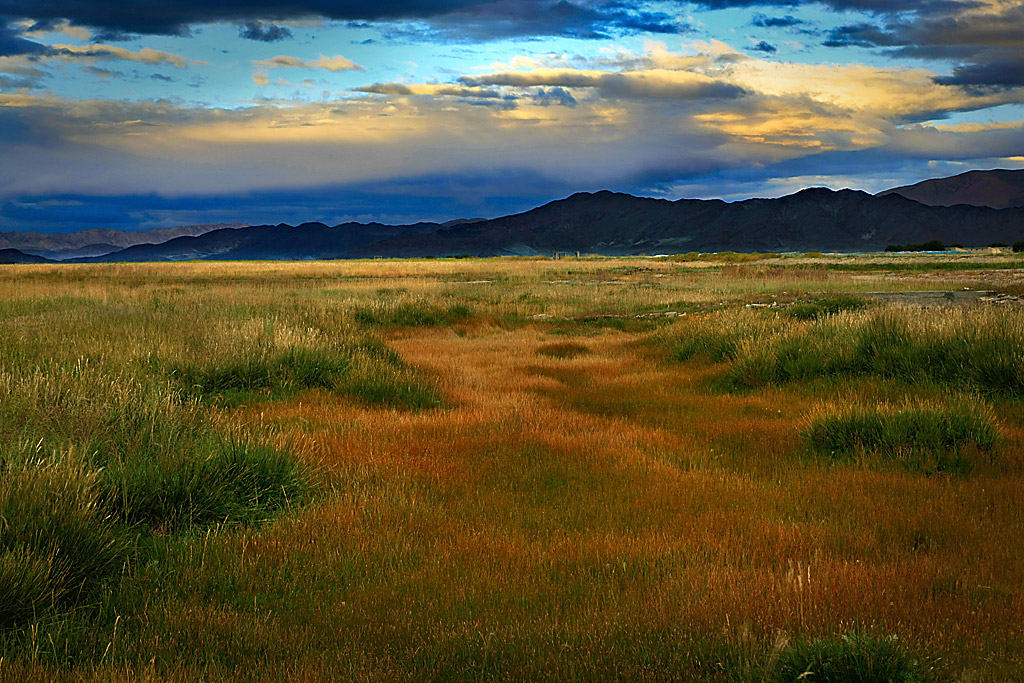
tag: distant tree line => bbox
[884,240,951,252]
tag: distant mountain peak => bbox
[878,168,1024,209]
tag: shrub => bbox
[1013,241,1024,253]
[768,631,925,683]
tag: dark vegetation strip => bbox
[670,309,1024,397]
[804,402,998,475]
[167,340,442,409]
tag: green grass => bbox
[0,360,311,630]
[353,301,473,327]
[767,631,926,683]
[99,438,307,530]
[0,451,132,629]
[804,401,998,474]
[786,295,867,320]
[169,347,350,405]
[536,341,590,359]
[167,341,441,410]
[664,307,1024,397]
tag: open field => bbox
[1,253,1022,681]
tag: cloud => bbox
[459,67,748,101]
[818,1,1024,88]
[0,1,693,41]
[238,21,293,42]
[750,14,806,28]
[935,54,1024,90]
[254,54,363,72]
[751,41,777,53]
[1,40,1022,223]
[0,19,49,56]
[355,82,502,98]
[50,44,202,69]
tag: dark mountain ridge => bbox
[8,169,1021,262]
[0,248,55,264]
[347,187,1024,257]
[75,220,445,262]
[0,223,244,260]
[878,169,1024,209]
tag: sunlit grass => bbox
[0,255,1021,680]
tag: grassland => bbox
[0,253,1021,681]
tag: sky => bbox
[1,1,1022,233]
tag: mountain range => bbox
[880,169,1024,209]
[0,223,245,260]
[1,169,1022,264]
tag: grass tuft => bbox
[169,347,349,405]
[353,301,473,327]
[536,341,590,359]
[804,400,998,474]
[98,438,307,531]
[768,631,926,683]
[0,451,131,628]
[787,295,867,320]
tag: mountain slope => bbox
[77,221,445,262]
[55,183,1024,263]
[878,169,1024,209]
[0,223,244,260]
[350,188,1024,257]
[0,248,55,264]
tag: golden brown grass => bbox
[0,255,1021,680]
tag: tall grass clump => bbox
[99,438,307,530]
[336,339,442,409]
[665,306,1024,396]
[666,309,787,363]
[804,400,998,473]
[169,347,349,405]
[0,450,131,628]
[767,631,926,683]
[353,300,473,327]
[167,340,441,410]
[0,363,309,628]
[787,295,867,320]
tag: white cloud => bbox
[253,54,363,72]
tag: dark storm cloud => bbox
[238,21,293,42]
[460,70,748,101]
[751,40,777,53]
[418,2,687,41]
[934,54,1024,90]
[0,1,687,40]
[0,172,568,233]
[0,18,49,55]
[690,0,975,12]
[532,86,577,107]
[750,14,804,28]
[822,22,898,48]
[817,3,1024,89]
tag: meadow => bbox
[0,252,1022,681]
